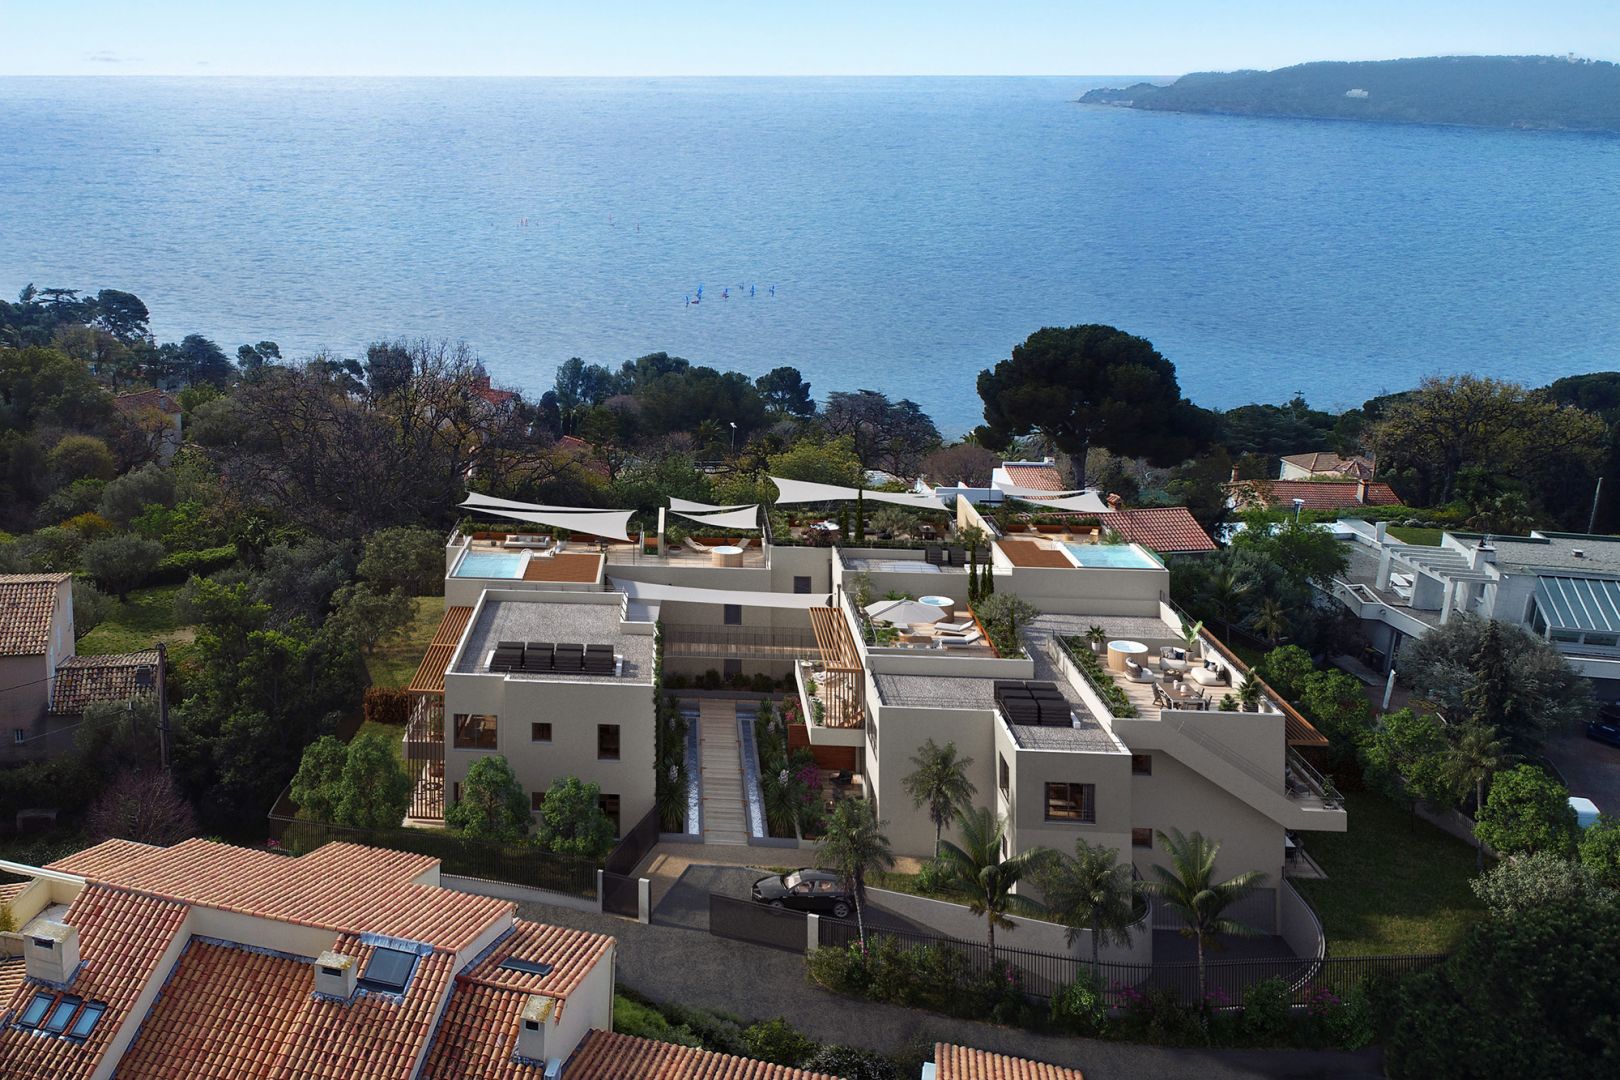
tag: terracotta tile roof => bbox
[113,388,182,415]
[995,539,1073,568]
[460,920,615,1015]
[1280,452,1374,479]
[409,606,474,695]
[1227,479,1401,511]
[118,935,458,1080]
[0,573,68,656]
[934,1042,1084,1080]
[559,1029,839,1080]
[1106,507,1216,553]
[1001,463,1067,492]
[45,837,161,878]
[0,884,189,1080]
[49,648,160,714]
[0,957,24,1007]
[73,838,512,952]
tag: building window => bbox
[1044,782,1096,823]
[599,794,621,837]
[531,791,546,812]
[724,604,742,625]
[452,713,498,750]
[723,658,742,679]
[531,722,552,742]
[1132,827,1154,848]
[998,754,1010,796]
[1131,754,1152,776]
[793,576,812,594]
[12,729,23,745]
[598,724,621,760]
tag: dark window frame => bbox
[599,793,621,837]
[723,604,743,625]
[452,712,498,750]
[531,721,552,742]
[1131,827,1154,848]
[1044,782,1096,823]
[1131,753,1152,776]
[597,723,621,761]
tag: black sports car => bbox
[751,868,854,918]
[1588,707,1620,748]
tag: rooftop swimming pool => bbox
[454,551,525,578]
[1063,543,1161,570]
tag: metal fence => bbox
[708,893,808,952]
[268,816,599,900]
[817,917,1446,1007]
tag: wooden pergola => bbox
[808,607,865,728]
[402,605,473,820]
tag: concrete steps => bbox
[699,702,749,845]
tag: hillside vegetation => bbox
[1081,56,1620,133]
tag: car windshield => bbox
[783,872,804,888]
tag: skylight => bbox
[67,1002,105,1040]
[43,996,82,1035]
[15,992,106,1041]
[497,957,554,977]
[18,993,51,1027]
[357,947,418,994]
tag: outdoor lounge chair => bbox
[1124,658,1155,683]
[947,548,967,566]
[924,545,945,565]
[934,619,975,634]
[682,537,713,554]
[938,629,983,648]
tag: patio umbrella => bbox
[864,599,946,626]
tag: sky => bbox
[2,1,1615,77]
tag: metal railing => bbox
[660,625,819,661]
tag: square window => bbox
[1132,827,1154,848]
[531,722,551,742]
[998,754,1010,795]
[358,947,418,994]
[453,713,498,750]
[793,576,812,594]
[1131,754,1152,776]
[598,724,621,760]
[599,794,621,837]
[724,604,742,625]
[1044,782,1095,823]
[531,791,545,812]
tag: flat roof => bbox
[453,598,655,682]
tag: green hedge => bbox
[153,543,239,583]
[1061,637,1139,718]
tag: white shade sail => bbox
[769,476,948,511]
[668,497,753,513]
[609,577,831,609]
[669,505,761,531]
[864,599,946,626]
[1007,490,1112,514]
[462,491,623,515]
[473,506,635,542]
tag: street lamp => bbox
[729,421,737,454]
[1292,497,1305,522]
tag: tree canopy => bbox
[976,325,1210,486]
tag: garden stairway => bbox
[699,701,749,845]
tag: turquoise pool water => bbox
[1064,544,1161,570]
[454,551,525,578]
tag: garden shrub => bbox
[154,543,239,583]
[1239,977,1292,1046]
[1115,986,1207,1046]
[913,857,951,895]
[659,1002,748,1056]
[1048,973,1108,1037]
[806,942,869,996]
[802,1045,899,1080]
[362,686,412,726]
[742,1017,815,1066]
[612,995,700,1047]
[1320,982,1379,1051]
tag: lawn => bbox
[77,584,195,655]
[1386,526,1443,546]
[1293,789,1486,957]
[366,596,443,689]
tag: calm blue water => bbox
[2,77,1618,433]
[453,551,524,579]
[1064,543,1162,569]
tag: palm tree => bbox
[935,807,1048,958]
[1140,829,1267,999]
[1252,599,1289,646]
[901,739,977,856]
[1202,566,1253,640]
[1033,839,1140,976]
[1444,722,1512,870]
[818,799,894,948]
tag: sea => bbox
[2,76,1618,434]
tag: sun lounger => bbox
[683,537,713,554]
[939,630,983,648]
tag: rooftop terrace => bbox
[452,598,655,682]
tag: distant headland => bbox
[1080,55,1620,133]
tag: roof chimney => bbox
[515,994,555,1065]
[1229,465,1239,484]
[1355,478,1369,505]
[314,950,358,1000]
[23,921,79,986]
[1106,493,1123,511]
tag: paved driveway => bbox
[654,863,921,934]
[525,863,1383,1080]
[1542,725,1620,815]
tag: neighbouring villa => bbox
[1330,520,1620,693]
[402,471,1343,968]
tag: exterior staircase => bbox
[699,701,749,845]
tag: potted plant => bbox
[1085,625,1107,653]
[1238,677,1262,713]
[1179,618,1204,661]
